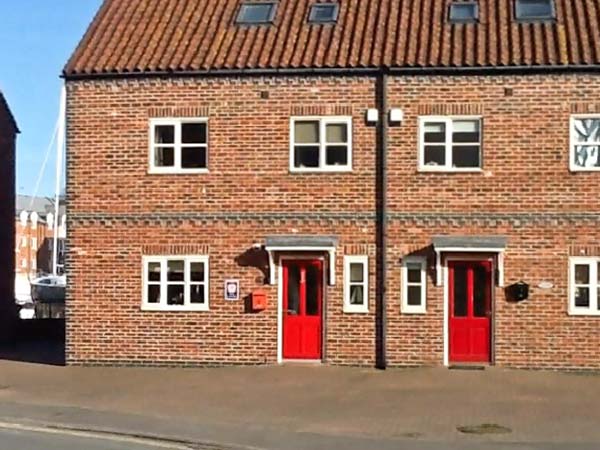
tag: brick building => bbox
[64,0,600,369]
[14,195,67,303]
[0,91,19,341]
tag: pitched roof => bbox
[64,0,600,77]
[0,91,19,134]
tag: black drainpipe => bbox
[375,72,388,370]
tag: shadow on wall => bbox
[0,319,65,366]
[235,247,270,314]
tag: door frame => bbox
[443,254,496,366]
[277,255,327,364]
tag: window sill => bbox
[148,168,209,175]
[569,167,600,173]
[290,167,353,174]
[402,308,427,315]
[343,307,369,314]
[418,167,483,174]
[142,305,209,312]
[568,310,600,317]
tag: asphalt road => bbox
[0,427,191,450]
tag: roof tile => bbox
[64,0,600,76]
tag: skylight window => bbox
[236,2,277,24]
[515,0,556,21]
[448,2,479,23]
[309,3,339,23]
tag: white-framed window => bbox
[31,237,37,250]
[401,257,427,314]
[21,259,27,269]
[570,115,600,171]
[343,255,368,313]
[21,236,27,248]
[419,116,482,171]
[142,255,209,311]
[149,118,208,173]
[31,258,36,271]
[569,257,600,316]
[290,116,352,172]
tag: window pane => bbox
[573,145,600,169]
[294,146,320,168]
[181,147,207,169]
[326,145,348,166]
[573,119,600,143]
[407,263,422,283]
[237,3,274,23]
[350,285,364,305]
[473,265,489,317]
[452,145,480,168]
[453,266,468,317]
[154,125,175,144]
[147,285,161,304]
[407,286,422,306]
[449,3,478,21]
[309,3,338,22]
[182,123,207,144]
[305,265,320,315]
[294,121,319,144]
[190,262,205,282]
[154,147,175,167]
[575,287,590,308]
[424,122,446,143]
[326,123,347,143]
[424,145,446,166]
[167,285,185,305]
[350,263,364,283]
[167,260,185,282]
[452,120,480,143]
[190,285,205,304]
[147,262,161,282]
[287,265,300,314]
[575,264,590,284]
[516,0,554,19]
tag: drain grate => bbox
[457,423,512,435]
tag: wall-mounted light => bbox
[389,108,403,124]
[366,108,378,124]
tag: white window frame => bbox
[21,236,27,248]
[148,118,209,174]
[569,114,600,172]
[569,257,600,316]
[343,255,369,313]
[418,115,483,172]
[401,257,427,314]
[31,237,37,250]
[290,116,353,173]
[142,255,210,311]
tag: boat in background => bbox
[30,275,66,303]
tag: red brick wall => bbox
[66,74,600,369]
[0,104,17,341]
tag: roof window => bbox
[448,2,479,23]
[515,0,556,21]
[309,3,339,24]
[236,2,277,25]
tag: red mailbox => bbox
[252,290,267,311]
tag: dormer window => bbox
[309,3,339,24]
[448,2,479,23]
[236,2,277,25]
[515,0,555,21]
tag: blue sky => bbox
[0,0,102,197]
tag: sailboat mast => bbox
[52,85,66,276]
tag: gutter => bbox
[375,72,388,370]
[62,64,600,81]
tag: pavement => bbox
[0,351,599,449]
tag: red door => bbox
[449,261,492,363]
[283,260,323,360]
